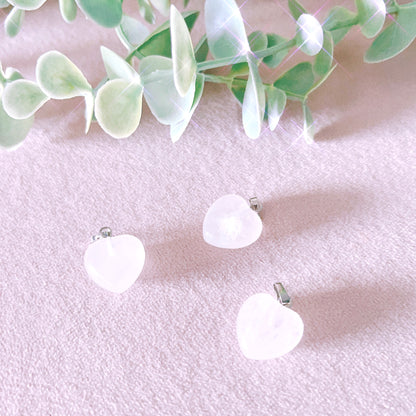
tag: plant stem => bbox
[196,39,297,71]
[203,74,232,84]
[324,15,359,31]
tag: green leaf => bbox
[302,101,314,144]
[365,4,416,63]
[95,79,143,139]
[2,80,48,119]
[5,7,24,37]
[266,86,286,131]
[195,35,209,63]
[170,5,197,97]
[323,6,356,45]
[140,56,195,125]
[150,0,169,16]
[230,63,249,77]
[0,99,33,150]
[116,15,149,50]
[59,0,77,22]
[249,30,268,53]
[307,64,337,96]
[356,0,386,39]
[36,51,91,99]
[184,0,190,6]
[288,0,306,20]
[76,0,122,28]
[8,0,46,11]
[0,0,10,8]
[230,80,245,105]
[263,34,291,68]
[137,0,155,24]
[242,54,265,139]
[296,14,324,56]
[170,73,204,142]
[274,62,315,99]
[314,30,333,76]
[205,0,249,59]
[101,46,138,81]
[134,11,199,58]
[84,92,94,133]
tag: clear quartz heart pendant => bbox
[236,283,304,360]
[203,194,263,249]
[84,227,145,294]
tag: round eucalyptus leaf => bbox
[116,14,149,50]
[365,4,416,62]
[36,51,91,99]
[8,0,46,11]
[302,101,314,144]
[76,0,122,28]
[59,0,77,23]
[248,31,268,53]
[323,6,356,45]
[170,73,204,143]
[5,7,24,37]
[205,0,249,59]
[356,0,386,39]
[84,92,94,133]
[263,34,291,68]
[288,0,306,20]
[134,11,199,59]
[101,46,138,81]
[170,5,196,97]
[140,56,195,125]
[314,30,334,77]
[194,35,209,63]
[2,79,48,119]
[266,86,286,131]
[296,14,324,56]
[242,55,265,139]
[0,100,33,150]
[230,80,246,105]
[274,62,315,99]
[95,79,143,139]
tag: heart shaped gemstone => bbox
[203,194,262,249]
[236,293,304,360]
[84,234,145,294]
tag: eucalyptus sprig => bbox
[1,0,186,36]
[1,0,416,150]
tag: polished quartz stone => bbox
[84,234,145,294]
[203,194,262,249]
[236,293,304,360]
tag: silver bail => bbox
[249,197,263,215]
[273,282,292,307]
[92,227,112,242]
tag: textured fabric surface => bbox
[1,1,416,415]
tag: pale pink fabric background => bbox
[1,1,415,414]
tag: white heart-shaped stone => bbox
[203,194,262,249]
[84,234,145,294]
[236,293,304,360]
